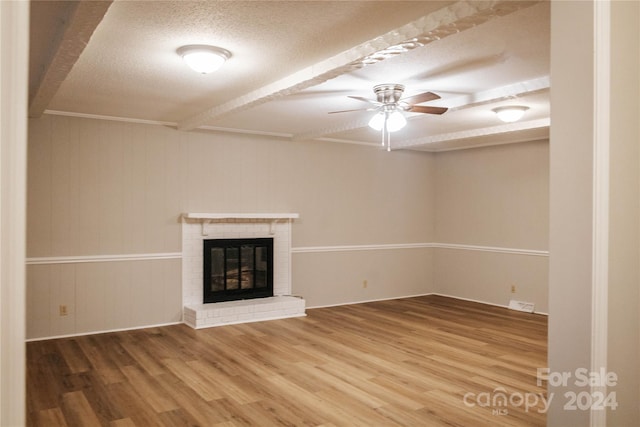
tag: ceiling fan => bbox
[329,84,448,151]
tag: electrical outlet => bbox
[59,305,68,316]
[511,285,516,293]
[363,280,368,288]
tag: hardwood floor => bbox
[27,295,548,426]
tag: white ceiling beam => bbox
[437,75,550,111]
[177,0,540,131]
[292,76,550,142]
[29,1,113,118]
[396,117,550,149]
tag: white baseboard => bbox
[431,292,548,315]
[308,292,548,316]
[283,292,551,315]
[27,293,548,342]
[25,321,183,342]
[306,292,434,310]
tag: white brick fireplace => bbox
[181,213,305,328]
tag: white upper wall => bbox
[434,140,549,250]
[27,115,436,259]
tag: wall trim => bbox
[292,243,433,253]
[432,243,549,257]
[44,109,177,127]
[306,292,434,309]
[26,243,550,265]
[292,242,549,257]
[28,291,548,342]
[431,292,549,316]
[0,1,29,424]
[26,252,182,265]
[25,321,183,343]
[307,292,549,315]
[591,1,611,425]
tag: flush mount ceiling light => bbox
[493,105,529,123]
[177,45,231,74]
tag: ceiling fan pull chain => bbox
[381,112,387,147]
[381,126,391,152]
[384,113,392,152]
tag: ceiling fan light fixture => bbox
[332,83,444,151]
[386,110,407,132]
[368,110,406,132]
[493,105,529,123]
[368,112,385,131]
[177,45,231,74]
[369,111,407,132]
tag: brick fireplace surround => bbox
[181,213,305,329]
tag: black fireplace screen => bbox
[203,238,273,303]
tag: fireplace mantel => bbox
[182,212,299,220]
[182,213,299,236]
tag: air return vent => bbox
[508,299,535,313]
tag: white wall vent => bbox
[508,299,535,313]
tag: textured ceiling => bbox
[29,0,550,152]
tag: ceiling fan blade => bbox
[328,107,371,114]
[407,105,448,115]
[401,91,441,105]
[347,95,381,105]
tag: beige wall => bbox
[607,0,640,424]
[294,248,433,308]
[549,1,640,424]
[26,115,437,338]
[27,259,182,338]
[435,141,549,249]
[183,129,436,247]
[28,118,183,257]
[28,116,436,255]
[434,249,548,312]
[433,140,549,313]
[548,3,596,424]
[27,114,551,339]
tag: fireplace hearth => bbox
[203,238,273,303]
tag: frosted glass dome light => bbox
[368,110,407,132]
[177,45,231,74]
[386,111,407,132]
[493,105,529,123]
[368,112,385,131]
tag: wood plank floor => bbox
[27,295,548,426]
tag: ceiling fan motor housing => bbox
[374,84,405,105]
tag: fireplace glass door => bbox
[204,238,273,303]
